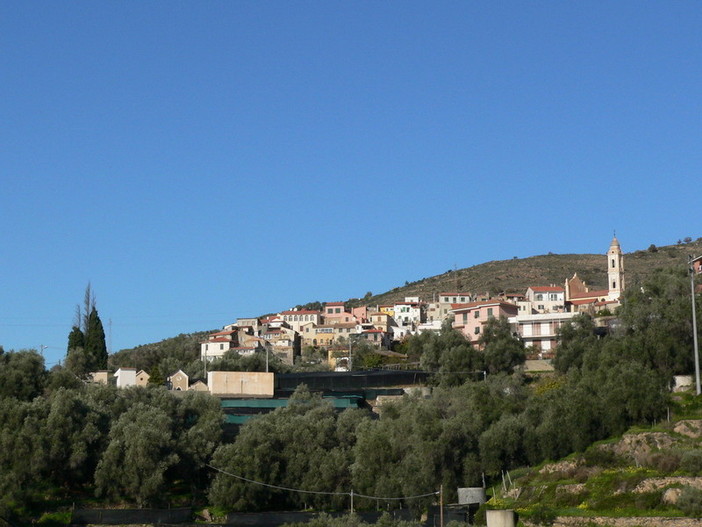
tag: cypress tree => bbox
[84,307,108,370]
[67,325,85,353]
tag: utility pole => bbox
[439,485,444,527]
[689,255,700,395]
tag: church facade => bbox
[564,236,625,313]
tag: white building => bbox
[114,367,137,388]
[393,298,424,327]
[524,286,565,314]
[509,312,578,358]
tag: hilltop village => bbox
[200,237,626,368]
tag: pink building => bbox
[352,306,369,323]
[451,299,519,344]
[324,302,356,324]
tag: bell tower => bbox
[607,236,624,300]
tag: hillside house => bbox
[369,311,393,332]
[437,292,473,320]
[201,329,239,361]
[114,367,137,388]
[135,370,150,386]
[451,300,519,344]
[524,286,565,314]
[323,301,357,325]
[352,306,369,323]
[302,322,357,348]
[693,255,702,275]
[510,312,577,359]
[168,370,189,391]
[358,329,389,348]
[279,309,322,333]
[261,326,300,364]
[393,298,424,327]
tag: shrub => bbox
[582,447,620,468]
[680,450,702,476]
[527,503,556,526]
[643,451,681,473]
[677,486,702,517]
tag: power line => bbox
[207,464,439,501]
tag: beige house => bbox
[135,370,150,386]
[168,370,189,391]
[369,312,392,332]
[302,322,357,348]
[189,380,209,392]
[278,310,322,333]
[89,371,110,385]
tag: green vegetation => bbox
[65,284,108,377]
[0,250,700,525]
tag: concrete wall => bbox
[208,371,274,397]
[486,509,515,527]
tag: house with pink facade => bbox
[451,299,519,344]
[692,255,702,275]
[323,302,357,325]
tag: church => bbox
[564,236,625,313]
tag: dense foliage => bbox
[0,358,223,524]
[65,285,109,376]
[0,266,698,524]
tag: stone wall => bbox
[549,517,702,527]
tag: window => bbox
[535,294,543,301]
[487,308,493,318]
[611,258,615,268]
[463,313,468,324]
[474,310,480,318]
[612,280,616,289]
[474,326,480,334]
[538,305,545,311]
[336,308,341,314]
[220,344,224,350]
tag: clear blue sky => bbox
[2,1,701,368]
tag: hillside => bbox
[357,240,701,307]
[489,392,702,526]
[114,239,702,355]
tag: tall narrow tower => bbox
[607,236,624,300]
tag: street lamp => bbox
[689,255,700,395]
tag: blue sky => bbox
[2,1,701,368]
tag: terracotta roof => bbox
[450,299,518,311]
[570,299,598,305]
[529,286,564,292]
[206,337,233,343]
[325,302,345,306]
[210,329,237,336]
[280,310,321,315]
[570,289,609,300]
